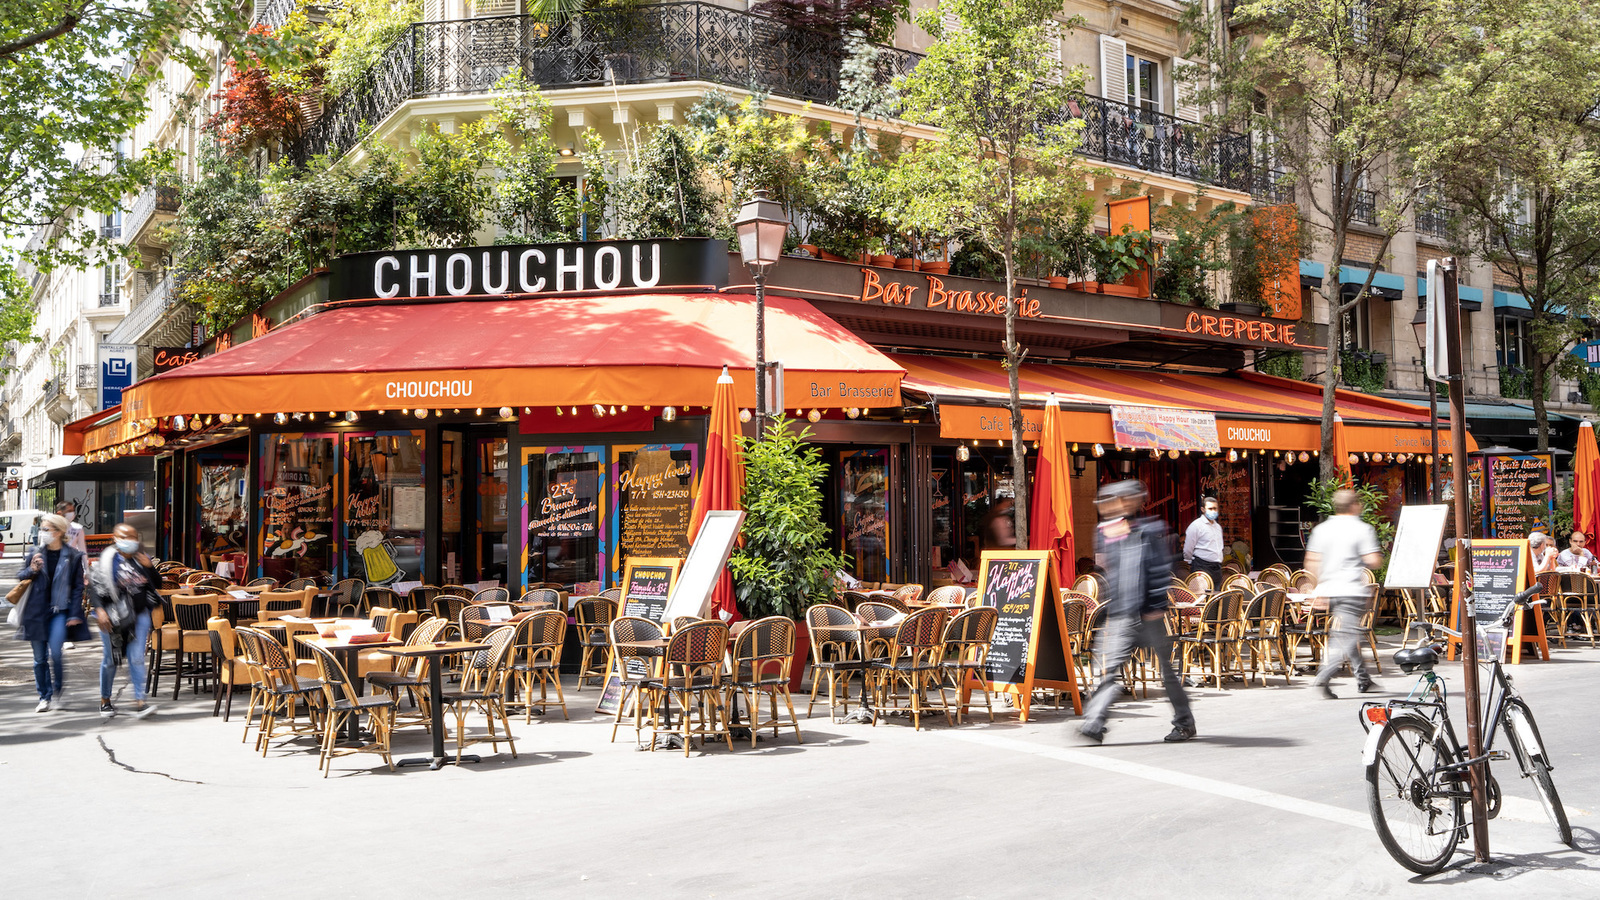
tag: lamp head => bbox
[734,189,789,270]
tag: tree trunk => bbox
[1531,352,1550,452]
[1004,232,1030,550]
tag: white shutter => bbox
[1042,21,1062,85]
[1173,57,1202,122]
[423,0,446,22]
[1098,34,1128,102]
[471,0,520,17]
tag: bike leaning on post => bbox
[1358,584,1572,875]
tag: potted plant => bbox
[1089,226,1157,296]
[728,418,852,691]
[866,237,896,269]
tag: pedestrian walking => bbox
[88,523,160,719]
[1182,495,1225,587]
[1306,489,1383,699]
[55,500,87,555]
[12,513,89,712]
[1077,480,1196,744]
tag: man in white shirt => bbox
[1182,496,1224,586]
[1557,531,1597,573]
[1305,489,1382,699]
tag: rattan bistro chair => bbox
[406,585,441,616]
[472,587,511,606]
[206,616,253,721]
[331,578,368,618]
[432,595,470,632]
[437,626,519,765]
[235,626,323,756]
[608,616,666,742]
[574,596,618,689]
[645,619,734,755]
[366,616,451,731]
[522,587,561,609]
[159,596,220,700]
[806,604,869,720]
[509,610,569,722]
[937,606,999,724]
[869,607,952,731]
[924,585,967,606]
[1178,590,1242,689]
[1240,588,1291,686]
[304,641,396,776]
[728,617,802,748]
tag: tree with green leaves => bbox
[607,124,721,241]
[485,75,577,243]
[1186,0,1463,479]
[1408,0,1600,451]
[886,0,1090,548]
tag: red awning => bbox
[120,292,903,420]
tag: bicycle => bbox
[1359,584,1572,875]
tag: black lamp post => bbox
[1412,304,1443,501]
[733,189,789,433]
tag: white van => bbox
[1,509,46,570]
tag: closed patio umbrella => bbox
[1332,413,1354,489]
[687,367,745,622]
[1574,420,1599,544]
[1028,395,1075,588]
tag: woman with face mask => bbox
[13,513,88,712]
[88,523,161,718]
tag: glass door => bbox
[521,445,607,593]
[831,446,896,584]
[474,437,510,585]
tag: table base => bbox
[397,754,482,771]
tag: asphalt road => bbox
[3,624,1596,898]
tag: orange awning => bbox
[120,293,904,421]
[899,355,1477,454]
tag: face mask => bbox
[1204,510,1219,522]
[115,538,140,554]
[64,511,75,522]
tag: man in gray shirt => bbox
[1305,489,1383,698]
[1183,496,1224,586]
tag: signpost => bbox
[971,550,1078,721]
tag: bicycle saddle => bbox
[1394,646,1438,673]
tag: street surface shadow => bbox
[1419,831,1600,885]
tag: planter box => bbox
[1069,281,1145,298]
[921,261,950,275]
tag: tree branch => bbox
[0,2,95,59]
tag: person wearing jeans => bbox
[89,523,160,718]
[13,513,88,712]
[1306,489,1383,699]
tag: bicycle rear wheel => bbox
[1367,715,1463,875]
[1503,701,1573,847]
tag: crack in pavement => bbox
[98,736,206,785]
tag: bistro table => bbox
[817,620,895,725]
[297,631,401,742]
[381,640,488,770]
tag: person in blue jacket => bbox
[13,513,89,712]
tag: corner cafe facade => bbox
[67,237,1474,594]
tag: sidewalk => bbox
[2,621,1595,898]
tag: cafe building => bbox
[66,235,1474,595]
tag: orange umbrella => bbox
[1028,395,1075,588]
[1574,420,1600,544]
[1332,413,1354,489]
[687,367,746,622]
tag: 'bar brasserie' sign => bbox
[332,238,730,301]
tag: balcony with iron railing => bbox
[252,0,299,30]
[1350,189,1378,226]
[106,276,177,345]
[1253,167,1293,205]
[123,183,181,248]
[289,5,1254,193]
[41,375,64,404]
[1416,204,1452,241]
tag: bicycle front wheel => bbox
[1367,715,1463,875]
[1503,701,1573,847]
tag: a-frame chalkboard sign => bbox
[969,550,1079,721]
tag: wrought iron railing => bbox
[1416,204,1451,240]
[42,375,64,404]
[76,364,97,390]
[106,277,174,345]
[1504,221,1533,244]
[123,183,181,244]
[1043,95,1254,192]
[1253,167,1293,204]
[1351,188,1378,226]
[253,0,300,30]
[98,291,120,307]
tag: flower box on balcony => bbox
[1066,281,1145,298]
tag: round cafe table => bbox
[380,640,489,770]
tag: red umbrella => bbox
[687,367,746,622]
[1332,413,1354,489]
[1575,420,1600,544]
[1029,395,1075,588]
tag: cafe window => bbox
[1497,314,1529,369]
[259,433,339,582]
[836,447,894,583]
[960,447,1020,566]
[342,430,426,586]
[475,437,510,584]
[194,454,246,572]
[1340,300,1372,351]
[612,443,697,581]
[440,432,465,582]
[522,445,607,592]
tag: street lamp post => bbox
[1411,305,1443,501]
[733,189,789,434]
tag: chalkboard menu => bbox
[613,445,697,575]
[1468,539,1527,622]
[974,550,1077,720]
[620,557,680,623]
[1484,454,1553,539]
[1201,458,1253,569]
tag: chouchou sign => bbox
[331,238,730,300]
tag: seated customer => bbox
[1529,532,1559,575]
[1557,531,1598,573]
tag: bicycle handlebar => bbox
[1412,584,1545,640]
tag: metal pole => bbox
[1444,256,1490,862]
[1429,388,1442,501]
[754,268,767,434]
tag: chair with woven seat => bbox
[458,603,509,649]
[282,577,319,591]
[1073,574,1103,601]
[1290,569,1317,593]
[923,585,966,606]
[521,587,560,609]
[155,596,220,700]
[1060,594,1093,693]
[574,596,617,689]
[406,585,441,616]
[805,604,868,720]
[1559,572,1597,645]
[937,606,998,724]
[1178,590,1243,688]
[869,606,952,730]
[366,616,451,730]
[256,588,312,622]
[509,610,568,722]
[330,578,368,618]
[728,616,802,747]
[438,584,474,599]
[1184,571,1213,596]
[855,601,904,667]
[840,590,872,612]
[364,587,400,617]
[206,616,254,721]
[1240,588,1291,686]
[866,594,910,614]
[1221,573,1254,594]
[437,625,518,765]
[304,641,396,776]
[607,616,666,742]
[183,571,210,585]
[891,584,925,606]
[644,619,733,755]
[1282,594,1329,671]
[670,615,702,633]
[246,577,279,590]
[235,626,323,755]
[1533,572,1565,649]
[472,587,511,606]
[597,587,621,602]
[1257,567,1291,590]
[432,594,470,631]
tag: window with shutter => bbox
[423,0,447,22]
[1041,20,1062,85]
[471,0,520,16]
[1173,57,1202,122]
[1097,34,1128,101]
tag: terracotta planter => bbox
[1047,276,1070,289]
[894,257,917,270]
[789,622,811,693]
[870,254,897,268]
[796,243,820,258]
[1100,283,1145,298]
[818,250,847,262]
[921,261,950,275]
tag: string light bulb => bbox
[1091,444,1104,457]
[739,409,752,423]
[593,404,606,417]
[499,407,513,418]
[609,405,618,416]
[556,406,564,416]
[807,409,822,423]
[415,409,428,420]
[956,445,970,462]
[274,413,287,425]
[1227,449,1238,463]
[173,415,186,430]
[344,411,358,423]
[847,407,860,419]
[662,406,677,422]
